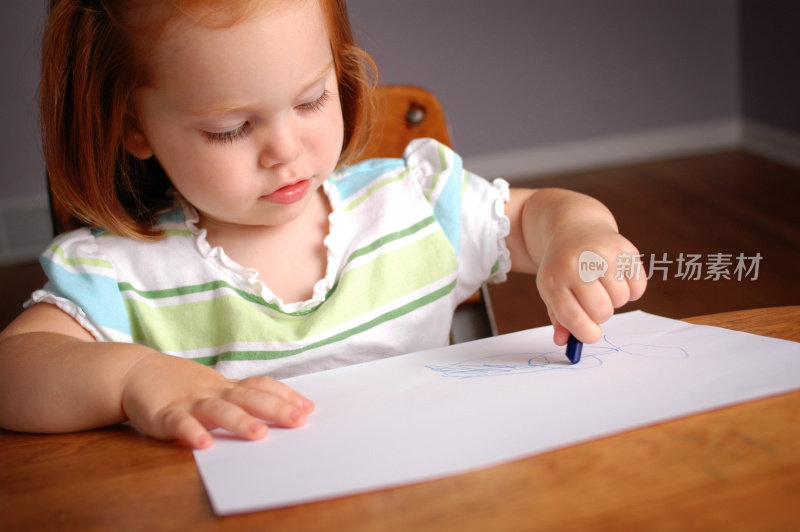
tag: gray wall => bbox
[740,0,800,134]
[0,0,47,203]
[347,0,740,157]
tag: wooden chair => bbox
[358,85,453,160]
[46,84,496,341]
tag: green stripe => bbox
[49,243,113,269]
[344,216,436,267]
[119,280,319,316]
[424,143,451,201]
[191,279,457,365]
[462,170,472,198]
[124,230,457,350]
[163,229,193,237]
[343,169,410,212]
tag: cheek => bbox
[159,142,247,197]
[318,106,345,158]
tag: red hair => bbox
[41,0,377,239]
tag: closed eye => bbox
[297,89,331,113]
[203,122,252,144]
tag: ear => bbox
[123,122,154,160]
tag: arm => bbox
[0,303,314,448]
[504,188,647,345]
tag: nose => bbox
[258,119,303,168]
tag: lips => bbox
[262,179,311,204]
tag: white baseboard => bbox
[2,118,798,265]
[463,118,743,181]
[741,119,800,170]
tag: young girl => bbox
[0,0,645,449]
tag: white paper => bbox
[193,311,800,515]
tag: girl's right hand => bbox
[0,303,313,448]
[120,353,315,449]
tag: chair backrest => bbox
[357,85,452,161]
[47,85,451,236]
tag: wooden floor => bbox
[1,149,799,334]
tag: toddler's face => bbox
[127,0,344,229]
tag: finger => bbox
[547,288,603,344]
[553,321,571,346]
[628,273,647,302]
[238,376,315,414]
[191,397,269,441]
[157,408,215,449]
[545,303,571,346]
[572,281,615,325]
[598,271,632,309]
[223,385,309,428]
[537,264,602,342]
[605,247,647,304]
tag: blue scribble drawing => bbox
[426,335,689,379]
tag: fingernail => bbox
[196,434,213,449]
[249,422,267,437]
[295,397,314,412]
[303,399,315,413]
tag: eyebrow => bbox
[301,61,335,96]
[183,61,334,117]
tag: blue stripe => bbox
[331,158,405,200]
[158,205,185,225]
[39,256,131,337]
[432,150,463,254]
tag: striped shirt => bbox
[29,139,511,379]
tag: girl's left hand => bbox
[534,224,647,345]
[504,188,647,345]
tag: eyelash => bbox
[202,90,332,145]
[203,122,253,145]
[297,89,331,113]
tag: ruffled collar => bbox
[176,181,342,313]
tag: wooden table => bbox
[2,307,798,531]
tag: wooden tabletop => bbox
[1,306,798,531]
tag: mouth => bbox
[261,179,311,204]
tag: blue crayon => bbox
[566,333,583,364]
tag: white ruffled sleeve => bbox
[26,228,132,343]
[403,138,511,303]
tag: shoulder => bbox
[41,202,192,273]
[42,227,115,276]
[329,138,461,198]
[402,138,462,179]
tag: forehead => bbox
[142,0,332,108]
